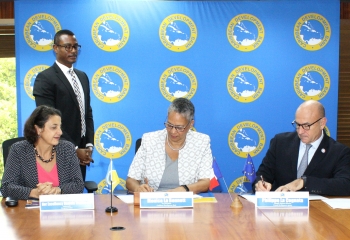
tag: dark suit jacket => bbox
[1,140,84,200]
[33,62,94,147]
[254,131,350,196]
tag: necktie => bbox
[297,144,312,178]
[69,69,86,137]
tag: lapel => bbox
[304,132,329,175]
[53,63,80,108]
[289,133,301,177]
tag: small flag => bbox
[209,158,222,191]
[105,159,120,193]
[242,154,256,183]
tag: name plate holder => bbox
[256,191,309,208]
[134,192,193,209]
[39,193,95,211]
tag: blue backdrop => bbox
[15,0,339,193]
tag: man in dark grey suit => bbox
[254,100,350,196]
[33,29,94,181]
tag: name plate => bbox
[39,193,94,211]
[139,192,193,209]
[256,192,309,208]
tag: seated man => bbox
[126,98,213,193]
[254,100,350,196]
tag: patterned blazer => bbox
[1,140,84,199]
[127,129,213,191]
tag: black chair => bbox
[2,137,97,193]
[135,138,142,153]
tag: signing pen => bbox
[260,175,266,188]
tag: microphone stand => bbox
[105,173,118,213]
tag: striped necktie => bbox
[297,144,312,178]
[69,69,86,137]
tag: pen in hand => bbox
[260,175,266,188]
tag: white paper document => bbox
[115,194,134,204]
[322,199,350,209]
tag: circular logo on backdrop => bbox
[91,65,130,103]
[294,13,331,51]
[91,13,130,52]
[24,65,50,99]
[159,14,197,52]
[229,176,250,193]
[294,64,330,100]
[228,121,265,158]
[95,122,132,159]
[227,65,264,103]
[159,65,197,102]
[23,13,61,51]
[227,14,264,52]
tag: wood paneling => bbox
[337,19,350,147]
[0,2,14,19]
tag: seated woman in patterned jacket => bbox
[126,98,214,193]
[1,105,84,199]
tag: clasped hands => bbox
[134,178,154,192]
[37,182,61,195]
[255,178,304,192]
[76,148,94,166]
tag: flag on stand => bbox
[209,158,222,191]
[105,159,120,193]
[242,154,256,183]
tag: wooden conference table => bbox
[1,193,350,240]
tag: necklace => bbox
[34,145,56,163]
[166,134,186,151]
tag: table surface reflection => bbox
[1,193,349,240]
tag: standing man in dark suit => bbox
[254,100,350,196]
[33,29,94,181]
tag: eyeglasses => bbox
[164,121,191,132]
[291,117,323,130]
[55,44,81,51]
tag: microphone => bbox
[105,159,118,213]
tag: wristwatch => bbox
[181,185,190,192]
[301,175,307,189]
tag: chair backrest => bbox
[2,137,26,165]
[135,138,142,154]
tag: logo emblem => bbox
[227,65,264,102]
[228,121,265,158]
[95,122,132,159]
[91,13,130,52]
[294,64,330,100]
[227,14,264,52]
[92,65,130,103]
[229,176,250,193]
[24,65,50,99]
[23,13,61,51]
[294,13,331,51]
[159,65,197,102]
[159,14,197,52]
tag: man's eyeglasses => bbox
[164,121,190,132]
[291,117,323,130]
[55,44,81,52]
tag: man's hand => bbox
[76,148,93,166]
[255,180,272,192]
[275,178,304,192]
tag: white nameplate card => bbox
[39,193,94,211]
[256,191,309,208]
[140,192,193,208]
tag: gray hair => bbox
[168,98,195,121]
